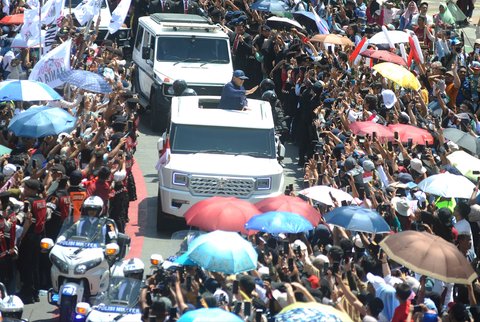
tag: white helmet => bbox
[123,258,145,280]
[81,196,104,217]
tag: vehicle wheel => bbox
[59,295,76,322]
[157,189,174,232]
[149,89,163,133]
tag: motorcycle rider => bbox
[58,196,117,246]
[115,258,145,301]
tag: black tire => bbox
[156,189,174,232]
[59,295,76,322]
[149,88,163,133]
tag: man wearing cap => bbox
[230,20,253,74]
[218,70,258,110]
[44,164,71,240]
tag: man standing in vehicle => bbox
[218,70,258,110]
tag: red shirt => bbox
[85,179,112,206]
[392,301,411,322]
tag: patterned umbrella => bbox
[250,0,290,12]
[275,302,353,322]
[60,70,112,94]
[178,308,243,322]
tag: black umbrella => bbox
[266,16,303,30]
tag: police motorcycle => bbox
[0,283,25,320]
[73,258,144,322]
[40,196,131,322]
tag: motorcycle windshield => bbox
[93,277,142,314]
[56,217,106,247]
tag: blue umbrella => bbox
[0,80,62,101]
[60,70,112,94]
[245,211,314,234]
[178,308,243,322]
[186,230,257,274]
[250,0,290,12]
[324,206,390,234]
[8,106,76,138]
[173,252,197,266]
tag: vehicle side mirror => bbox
[40,238,54,252]
[157,137,165,155]
[142,47,150,60]
[105,243,119,257]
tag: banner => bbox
[28,39,71,88]
[41,0,66,26]
[74,0,101,26]
[108,0,131,34]
[43,26,58,53]
[20,9,40,42]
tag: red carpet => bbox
[125,160,147,259]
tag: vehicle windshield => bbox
[56,217,106,247]
[93,277,142,314]
[156,37,230,63]
[171,124,276,158]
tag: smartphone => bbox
[69,139,75,147]
[75,126,81,138]
[408,138,413,149]
[288,184,293,191]
[32,159,37,169]
[244,301,252,317]
[232,280,239,294]
[288,258,294,272]
[472,171,480,175]
[314,153,320,161]
[23,202,29,213]
[323,262,329,274]
[327,46,333,55]
[283,241,289,254]
[372,131,377,141]
[255,309,263,322]
[387,141,393,151]
[234,301,242,315]
[413,305,422,314]
[186,276,192,292]
[169,307,177,320]
[324,135,330,145]
[128,120,133,131]
[295,245,301,257]
[394,132,399,140]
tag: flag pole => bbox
[38,0,43,59]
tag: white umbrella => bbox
[418,172,476,199]
[369,30,410,45]
[299,185,353,206]
[447,150,480,181]
[443,128,479,155]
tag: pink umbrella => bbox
[349,121,394,142]
[360,49,407,67]
[388,123,434,145]
[255,195,321,225]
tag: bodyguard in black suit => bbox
[149,0,174,14]
[229,20,255,87]
[171,0,203,15]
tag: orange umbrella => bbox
[309,34,354,47]
[0,14,24,25]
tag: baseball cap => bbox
[233,70,249,80]
[381,90,397,109]
[410,158,426,174]
[2,164,16,177]
[23,179,43,193]
[362,159,375,172]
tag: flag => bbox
[28,38,71,88]
[20,9,40,42]
[408,36,421,66]
[43,25,58,53]
[158,137,171,166]
[74,0,101,26]
[41,0,65,26]
[311,7,329,34]
[381,25,395,50]
[108,0,131,34]
[349,36,368,64]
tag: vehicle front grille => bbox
[189,176,255,197]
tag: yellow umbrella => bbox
[278,302,354,322]
[372,62,421,90]
[447,150,480,181]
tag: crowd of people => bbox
[0,0,478,321]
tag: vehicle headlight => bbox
[51,254,69,274]
[256,177,271,190]
[74,258,102,275]
[172,172,188,186]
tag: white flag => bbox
[29,39,71,88]
[41,0,65,26]
[20,9,40,42]
[108,0,131,34]
[73,0,101,26]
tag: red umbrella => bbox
[388,123,434,145]
[349,121,394,142]
[255,195,320,225]
[185,196,259,234]
[360,49,407,67]
[0,14,24,25]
